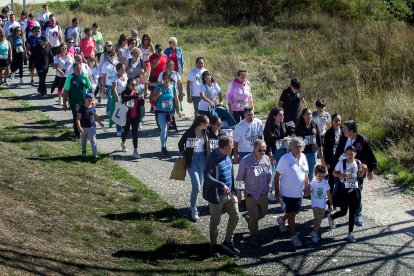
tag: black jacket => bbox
[295,121,321,154]
[29,43,53,71]
[264,122,292,155]
[323,127,344,167]
[178,128,210,168]
[207,127,225,151]
[121,88,145,119]
[333,133,377,172]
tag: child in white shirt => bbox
[310,165,333,244]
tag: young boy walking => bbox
[310,165,333,244]
[76,93,104,160]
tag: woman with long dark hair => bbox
[178,114,210,221]
[198,70,222,117]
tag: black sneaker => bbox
[161,147,169,157]
[210,245,220,258]
[150,106,155,113]
[221,241,240,255]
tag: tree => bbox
[384,0,414,25]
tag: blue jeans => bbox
[356,178,364,217]
[305,152,317,182]
[157,111,173,148]
[271,148,287,191]
[188,152,206,208]
[105,85,112,112]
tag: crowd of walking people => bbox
[1,4,378,258]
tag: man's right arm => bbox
[204,154,226,189]
[186,80,192,103]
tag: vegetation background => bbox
[14,0,414,191]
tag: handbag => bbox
[111,102,128,126]
[170,157,186,181]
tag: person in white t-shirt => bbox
[198,70,222,117]
[44,15,61,55]
[38,5,51,27]
[64,18,82,47]
[309,165,333,244]
[3,12,20,38]
[233,107,263,164]
[274,137,310,247]
[100,50,118,115]
[312,99,331,149]
[187,57,206,116]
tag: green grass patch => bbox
[0,91,241,274]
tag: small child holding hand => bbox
[76,93,104,160]
[310,165,333,244]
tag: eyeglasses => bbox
[34,30,40,33]
[257,149,266,153]
[74,67,81,70]
[163,78,170,81]
[109,54,115,57]
[143,38,149,41]
[213,123,221,127]
[68,41,74,43]
[130,83,137,86]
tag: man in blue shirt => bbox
[203,136,240,257]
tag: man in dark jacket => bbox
[278,79,307,126]
[333,120,377,227]
[203,135,240,257]
[29,35,53,98]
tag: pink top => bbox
[80,37,96,57]
[226,78,252,112]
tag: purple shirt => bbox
[236,153,272,200]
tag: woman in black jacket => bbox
[323,113,344,190]
[207,115,225,151]
[295,108,322,181]
[178,115,210,221]
[333,120,377,226]
[120,77,146,158]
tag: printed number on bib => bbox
[236,100,247,108]
[304,135,316,146]
[161,100,173,109]
[344,178,358,189]
[16,46,24,53]
[275,139,287,150]
[126,100,134,108]
[253,164,269,176]
[209,139,218,150]
[234,180,245,190]
[185,138,199,148]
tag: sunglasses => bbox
[257,149,266,153]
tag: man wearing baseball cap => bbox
[29,35,53,98]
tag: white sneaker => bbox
[268,193,276,201]
[191,207,199,221]
[10,72,15,80]
[132,150,141,159]
[19,78,24,84]
[327,213,336,229]
[121,142,128,152]
[277,216,288,232]
[116,131,122,137]
[310,232,319,244]
[291,235,303,247]
[58,98,63,105]
[138,123,142,130]
[347,232,357,243]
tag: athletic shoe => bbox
[10,72,15,80]
[355,216,364,227]
[132,151,141,159]
[121,142,128,152]
[97,96,101,103]
[58,98,63,105]
[116,131,122,137]
[210,245,220,258]
[277,216,288,232]
[138,123,142,130]
[190,207,199,221]
[327,213,336,229]
[42,94,48,99]
[310,232,319,244]
[291,235,303,247]
[19,78,24,85]
[161,147,169,157]
[268,193,276,201]
[4,80,9,87]
[150,106,155,113]
[30,79,35,86]
[221,241,240,255]
[347,232,357,243]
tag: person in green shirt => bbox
[92,22,103,60]
[63,62,93,139]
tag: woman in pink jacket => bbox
[226,69,254,123]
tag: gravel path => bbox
[6,70,414,275]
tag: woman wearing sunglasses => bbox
[10,26,27,84]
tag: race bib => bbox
[234,180,245,190]
[126,100,134,108]
[161,100,173,109]
[275,139,287,150]
[0,54,7,60]
[209,139,219,150]
[236,100,246,108]
[16,46,24,53]
[185,138,199,148]
[222,129,233,137]
[344,178,358,189]
[304,135,316,146]
[253,164,269,176]
[286,121,295,128]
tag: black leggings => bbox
[11,50,24,78]
[122,116,139,149]
[331,189,360,233]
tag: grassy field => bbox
[16,0,413,191]
[0,91,242,274]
